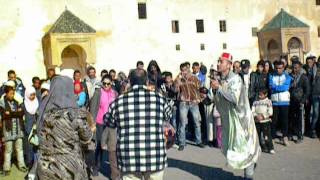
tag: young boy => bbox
[161,71,178,130]
[0,86,27,176]
[252,88,275,154]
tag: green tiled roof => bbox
[260,9,309,32]
[48,9,96,33]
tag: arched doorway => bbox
[61,44,87,76]
[267,39,280,62]
[287,37,303,63]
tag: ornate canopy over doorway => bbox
[258,9,310,63]
[42,9,96,75]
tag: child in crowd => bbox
[161,71,178,130]
[24,87,39,168]
[0,86,27,176]
[252,88,275,154]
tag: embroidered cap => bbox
[219,52,233,62]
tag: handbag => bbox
[28,124,39,146]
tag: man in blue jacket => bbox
[269,60,292,146]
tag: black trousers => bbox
[272,106,289,138]
[95,124,105,170]
[304,98,312,134]
[256,122,274,151]
[289,102,304,139]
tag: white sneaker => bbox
[270,150,275,154]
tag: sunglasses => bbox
[103,82,112,86]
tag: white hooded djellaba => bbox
[214,70,260,169]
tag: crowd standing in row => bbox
[0,53,319,180]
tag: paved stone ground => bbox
[3,137,320,180]
[93,137,320,180]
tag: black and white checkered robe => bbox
[104,85,172,173]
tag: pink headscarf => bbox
[24,86,39,115]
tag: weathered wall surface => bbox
[0,0,319,86]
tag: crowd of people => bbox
[0,53,319,180]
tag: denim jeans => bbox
[178,102,202,146]
[311,96,320,131]
[170,105,178,131]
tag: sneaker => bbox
[282,137,290,146]
[178,145,184,151]
[207,141,214,147]
[295,138,303,144]
[197,143,205,148]
[311,131,317,139]
[172,144,179,149]
[269,150,275,154]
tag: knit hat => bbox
[219,52,233,62]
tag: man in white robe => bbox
[211,52,260,180]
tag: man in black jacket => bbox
[289,60,310,143]
[249,60,268,107]
[303,55,318,136]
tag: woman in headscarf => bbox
[36,76,94,180]
[24,86,39,168]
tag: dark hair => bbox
[129,69,147,86]
[306,56,315,61]
[86,66,96,75]
[264,60,273,72]
[40,88,48,95]
[47,68,55,74]
[136,61,144,67]
[74,70,81,76]
[185,61,191,67]
[147,60,161,74]
[109,69,116,75]
[257,60,264,67]
[7,70,15,77]
[162,71,172,78]
[4,86,14,94]
[280,55,288,62]
[32,76,40,83]
[259,88,269,95]
[292,60,302,66]
[101,74,112,82]
[233,61,241,66]
[180,62,188,70]
[290,56,300,62]
[100,69,108,76]
[192,62,200,67]
[273,60,284,67]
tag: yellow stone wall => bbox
[0,0,319,86]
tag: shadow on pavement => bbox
[168,158,243,180]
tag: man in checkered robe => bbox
[104,69,173,180]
